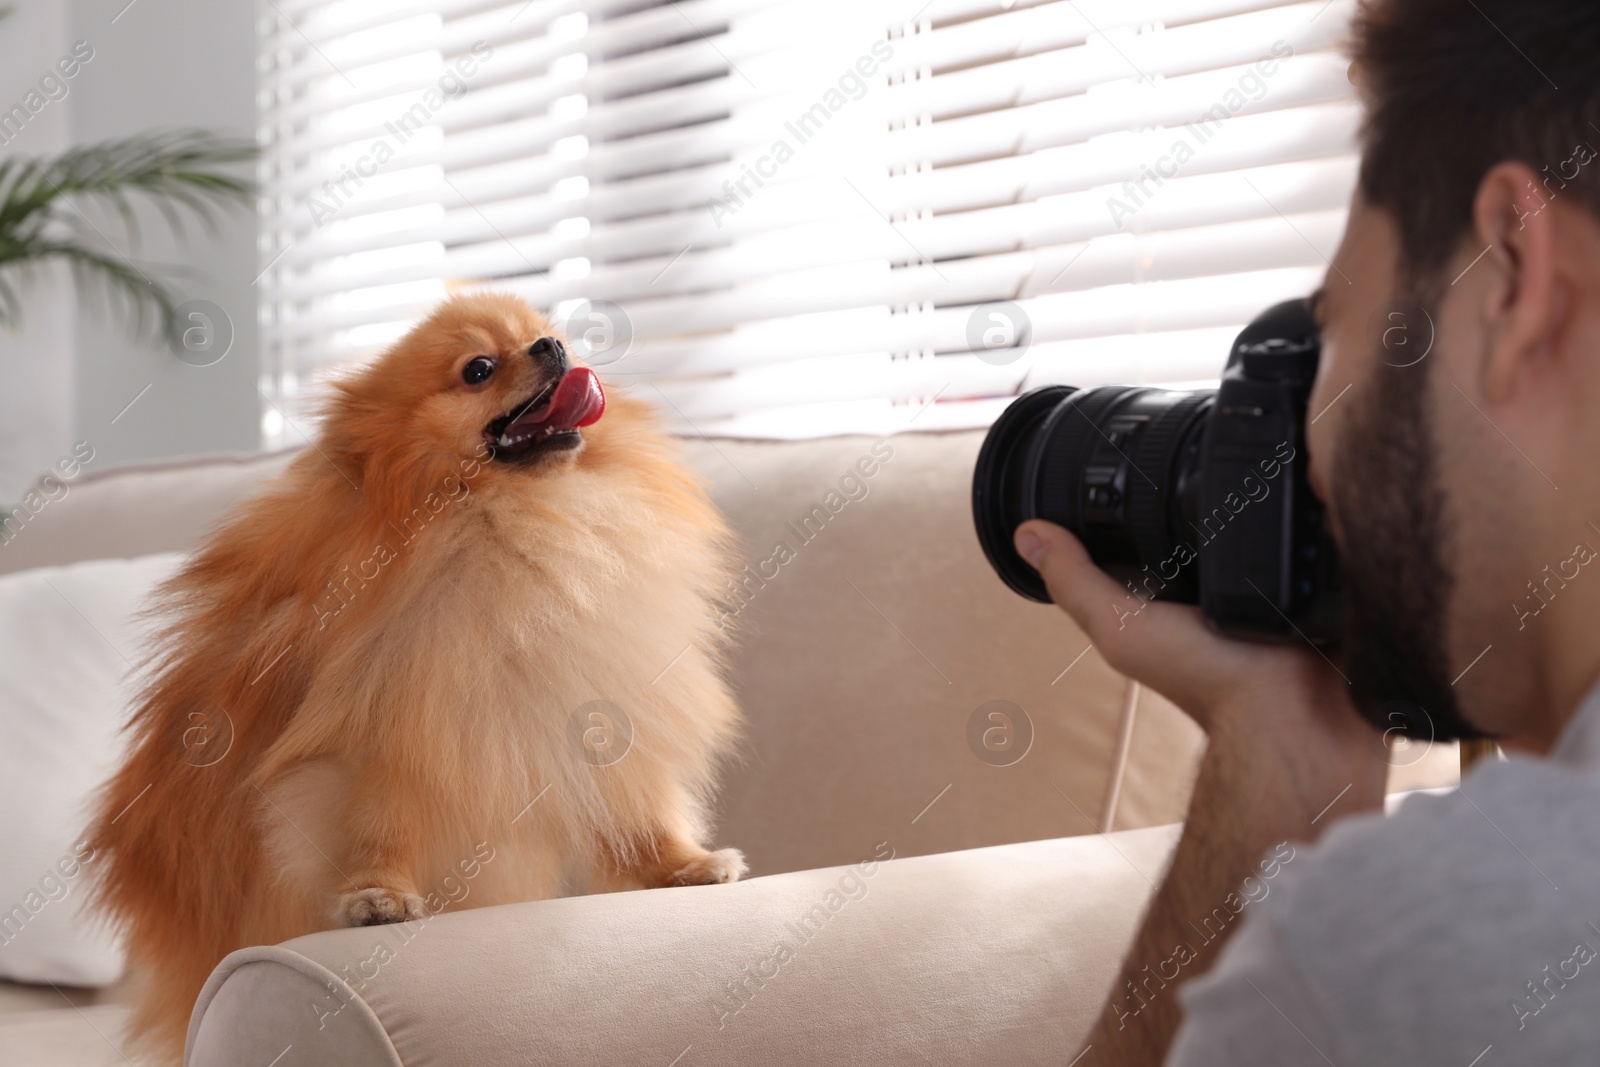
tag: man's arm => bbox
[1012,520,1389,1066]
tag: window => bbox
[257,0,1358,446]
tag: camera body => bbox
[972,298,1342,644]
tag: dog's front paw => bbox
[670,848,747,886]
[335,887,428,927]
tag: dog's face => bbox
[324,293,607,491]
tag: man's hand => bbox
[1014,520,1388,1066]
[1013,519,1382,816]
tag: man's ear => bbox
[1470,161,1565,404]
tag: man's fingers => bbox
[1013,519,1237,708]
[1014,519,1132,640]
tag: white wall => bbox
[0,0,259,505]
[0,1,76,503]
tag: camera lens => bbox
[973,298,1339,645]
[973,385,1213,605]
[971,385,1073,601]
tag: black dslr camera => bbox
[972,298,1343,644]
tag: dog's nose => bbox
[528,336,567,371]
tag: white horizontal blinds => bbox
[257,0,1359,444]
[496,0,1360,436]
[258,0,448,445]
[259,0,772,440]
[257,0,644,439]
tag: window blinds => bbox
[257,0,1358,444]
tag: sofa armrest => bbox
[186,826,1179,1067]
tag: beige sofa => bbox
[0,429,1456,1065]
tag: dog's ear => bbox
[314,345,457,511]
[303,387,367,495]
[317,371,385,476]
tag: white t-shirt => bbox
[1167,680,1600,1065]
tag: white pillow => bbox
[0,552,183,986]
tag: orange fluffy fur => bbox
[86,293,744,1062]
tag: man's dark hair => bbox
[1352,0,1600,285]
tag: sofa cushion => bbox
[0,450,297,575]
[685,432,1202,874]
[0,553,184,986]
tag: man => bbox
[1012,1,1600,1062]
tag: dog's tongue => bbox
[510,367,605,436]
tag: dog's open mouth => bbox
[483,367,606,462]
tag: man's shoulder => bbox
[1250,755,1600,1057]
[1285,754,1600,918]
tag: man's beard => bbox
[1331,303,1485,742]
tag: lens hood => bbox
[971,385,1075,603]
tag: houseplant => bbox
[0,128,254,334]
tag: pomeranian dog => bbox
[87,293,745,1062]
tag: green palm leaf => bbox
[0,129,255,335]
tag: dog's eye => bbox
[462,357,496,385]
